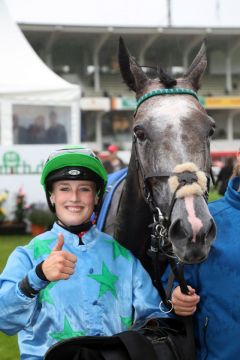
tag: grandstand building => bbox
[1,0,240,205]
[17,24,240,155]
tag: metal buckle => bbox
[159,300,173,314]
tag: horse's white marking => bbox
[184,195,203,242]
[147,97,197,168]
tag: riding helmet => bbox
[40,146,108,213]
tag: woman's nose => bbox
[70,190,79,201]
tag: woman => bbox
[0,146,163,360]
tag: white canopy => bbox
[0,0,80,145]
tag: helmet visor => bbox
[46,147,97,162]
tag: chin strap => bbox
[56,219,94,236]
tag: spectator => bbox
[98,150,114,173]
[13,114,27,144]
[107,144,125,172]
[215,156,234,195]
[27,115,46,144]
[46,111,67,144]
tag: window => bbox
[12,105,70,144]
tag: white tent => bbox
[0,0,81,145]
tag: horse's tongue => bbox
[184,196,203,243]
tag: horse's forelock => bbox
[158,67,177,88]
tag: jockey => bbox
[0,146,164,360]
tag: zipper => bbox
[203,316,209,360]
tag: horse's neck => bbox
[115,153,153,262]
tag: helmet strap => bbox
[56,218,94,238]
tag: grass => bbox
[0,235,31,360]
[208,188,222,203]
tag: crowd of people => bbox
[13,111,67,144]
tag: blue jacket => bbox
[183,176,240,359]
[0,224,163,360]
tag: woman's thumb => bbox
[52,233,64,251]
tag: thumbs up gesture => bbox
[42,233,77,281]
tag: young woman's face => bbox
[50,180,98,226]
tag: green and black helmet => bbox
[41,146,108,213]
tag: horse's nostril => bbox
[169,219,188,243]
[205,218,217,243]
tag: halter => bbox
[133,132,211,309]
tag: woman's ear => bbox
[94,194,99,205]
[50,194,55,206]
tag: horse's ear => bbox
[118,37,148,93]
[183,40,207,91]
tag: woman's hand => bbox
[42,233,77,281]
[171,285,200,316]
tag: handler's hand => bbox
[171,285,200,316]
[42,233,77,281]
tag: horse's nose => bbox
[169,218,216,264]
[169,218,216,246]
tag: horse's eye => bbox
[134,127,146,141]
[208,127,215,137]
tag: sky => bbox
[4,0,240,28]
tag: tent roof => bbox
[0,0,80,101]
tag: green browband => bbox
[136,88,199,111]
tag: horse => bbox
[100,38,216,278]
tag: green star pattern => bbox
[121,316,133,328]
[105,240,131,261]
[27,238,55,259]
[88,262,119,298]
[39,282,57,305]
[49,316,85,341]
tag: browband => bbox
[136,88,199,113]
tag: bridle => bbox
[133,88,212,257]
[132,88,213,307]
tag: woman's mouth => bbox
[66,206,83,213]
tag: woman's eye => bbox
[80,187,91,192]
[60,187,69,192]
[134,127,146,141]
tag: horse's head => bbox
[118,37,216,264]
